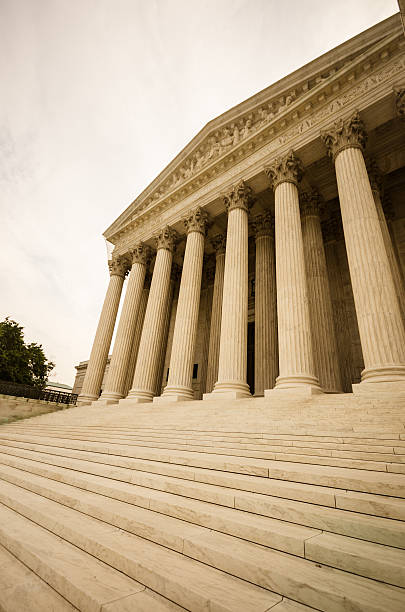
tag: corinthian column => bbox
[264,151,321,395]
[122,226,177,403]
[300,190,342,393]
[98,244,151,404]
[366,159,405,325]
[252,212,278,395]
[156,208,208,402]
[123,276,150,397]
[204,181,254,400]
[205,234,226,393]
[322,111,405,390]
[77,256,127,405]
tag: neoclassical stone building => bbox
[77,13,405,406]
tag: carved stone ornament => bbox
[321,216,344,244]
[300,188,324,217]
[183,206,209,235]
[264,150,303,190]
[321,110,367,161]
[223,180,255,213]
[252,211,274,238]
[365,157,383,195]
[155,225,177,252]
[129,242,151,266]
[108,256,128,278]
[210,233,226,256]
[394,88,405,121]
[170,263,182,283]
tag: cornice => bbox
[106,23,404,252]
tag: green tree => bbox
[0,318,54,388]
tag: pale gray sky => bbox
[0,0,399,385]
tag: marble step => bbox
[8,422,405,445]
[1,455,404,584]
[0,542,78,612]
[1,435,404,497]
[0,429,398,473]
[0,480,404,612]
[0,480,282,612]
[0,461,318,557]
[5,427,405,465]
[8,425,405,454]
[0,502,169,612]
[2,443,403,520]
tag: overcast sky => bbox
[0,0,399,386]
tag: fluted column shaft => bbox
[77,258,127,404]
[335,148,405,381]
[253,214,278,395]
[123,284,149,397]
[205,181,254,399]
[124,226,176,403]
[205,236,226,393]
[265,151,321,393]
[158,210,207,402]
[322,112,405,385]
[154,275,176,395]
[100,245,150,403]
[301,193,342,392]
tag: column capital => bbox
[210,233,226,256]
[155,225,177,252]
[264,150,303,189]
[128,243,151,266]
[300,188,324,217]
[365,157,383,195]
[394,87,405,121]
[183,206,209,235]
[223,180,255,213]
[321,110,367,161]
[252,211,274,239]
[108,256,128,278]
[322,216,344,244]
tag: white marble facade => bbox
[76,14,405,405]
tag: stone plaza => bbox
[1,12,405,612]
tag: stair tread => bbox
[0,479,282,612]
[0,542,78,612]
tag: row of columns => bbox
[78,110,405,405]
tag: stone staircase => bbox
[0,394,405,611]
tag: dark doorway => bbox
[247,322,255,395]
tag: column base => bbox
[76,394,98,406]
[265,374,323,398]
[154,385,195,403]
[203,381,251,401]
[96,391,124,405]
[92,398,120,407]
[118,389,154,405]
[353,366,405,394]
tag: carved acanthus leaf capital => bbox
[129,243,151,266]
[394,88,405,121]
[155,225,177,252]
[300,188,324,217]
[265,150,303,189]
[210,233,226,256]
[252,211,274,238]
[365,158,383,195]
[108,256,129,278]
[321,110,367,161]
[183,207,209,235]
[322,216,344,244]
[223,180,255,214]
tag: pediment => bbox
[104,14,402,244]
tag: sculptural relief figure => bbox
[241,116,253,139]
[231,122,240,145]
[193,149,205,171]
[221,126,233,151]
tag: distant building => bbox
[73,357,111,397]
[45,381,73,393]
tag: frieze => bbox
[110,43,405,250]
